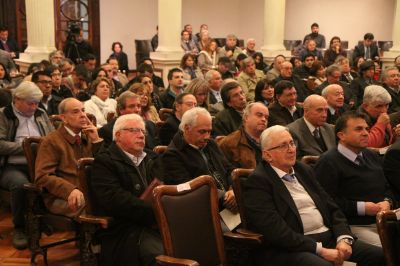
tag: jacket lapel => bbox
[299,119,322,153]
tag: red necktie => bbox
[75,134,81,146]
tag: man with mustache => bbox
[90,113,163,266]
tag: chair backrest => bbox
[22,137,42,182]
[376,209,400,266]
[50,114,63,129]
[86,113,97,127]
[159,108,174,121]
[77,157,95,214]
[153,145,168,155]
[301,155,320,165]
[231,168,253,229]
[152,175,226,266]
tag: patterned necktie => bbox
[355,154,365,166]
[75,134,81,146]
[282,173,295,183]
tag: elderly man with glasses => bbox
[243,125,384,266]
[90,113,163,266]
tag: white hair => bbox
[13,81,43,102]
[321,84,342,98]
[204,70,219,83]
[179,107,211,131]
[260,125,289,151]
[363,85,391,104]
[113,113,144,140]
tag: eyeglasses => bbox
[181,102,197,107]
[121,127,147,136]
[267,141,296,151]
[37,80,52,85]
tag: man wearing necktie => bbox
[352,33,379,64]
[288,95,336,159]
[350,61,380,107]
[0,26,19,59]
[35,98,103,218]
[321,84,349,125]
[315,111,395,247]
[244,125,384,266]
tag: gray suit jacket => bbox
[287,118,336,159]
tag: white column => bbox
[382,0,400,69]
[151,0,184,85]
[16,0,57,72]
[261,0,291,63]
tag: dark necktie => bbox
[366,47,370,59]
[75,134,81,146]
[186,41,191,51]
[346,73,353,82]
[282,173,295,183]
[2,42,10,52]
[313,128,327,151]
[355,154,365,166]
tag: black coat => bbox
[350,76,380,107]
[0,38,19,58]
[383,140,400,200]
[268,102,303,127]
[383,83,400,114]
[212,107,243,136]
[352,44,379,63]
[273,75,309,102]
[90,142,162,265]
[244,161,352,264]
[159,87,176,109]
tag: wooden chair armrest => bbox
[224,231,263,245]
[236,228,264,240]
[78,214,112,229]
[156,255,199,266]
[23,182,42,193]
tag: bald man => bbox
[287,94,336,159]
[321,84,349,125]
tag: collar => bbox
[303,117,317,134]
[270,165,295,178]
[12,103,35,120]
[328,105,336,115]
[121,149,147,166]
[64,125,81,138]
[210,88,221,95]
[338,143,362,163]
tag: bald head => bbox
[303,95,328,127]
[280,61,293,78]
[321,84,344,109]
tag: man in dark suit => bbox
[350,61,380,107]
[382,66,400,113]
[352,33,379,64]
[273,61,308,102]
[159,93,197,145]
[213,81,247,136]
[268,80,303,127]
[383,139,400,200]
[287,95,336,159]
[159,68,184,109]
[204,70,224,116]
[0,27,19,59]
[244,125,384,266]
[321,84,349,125]
[91,113,163,266]
[98,91,158,149]
[32,71,63,116]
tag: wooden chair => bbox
[76,158,113,264]
[231,168,254,231]
[153,145,168,155]
[376,209,400,266]
[22,138,100,266]
[159,108,173,121]
[300,155,320,165]
[152,175,260,266]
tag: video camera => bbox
[66,22,81,44]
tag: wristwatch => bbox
[341,238,354,246]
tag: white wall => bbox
[100,0,395,68]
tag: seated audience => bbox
[321,84,349,125]
[316,64,354,107]
[323,36,347,67]
[268,80,303,127]
[218,102,269,168]
[102,62,123,95]
[45,65,74,100]
[205,70,224,115]
[163,107,237,211]
[0,62,12,89]
[254,79,274,107]
[217,56,234,80]
[300,39,323,62]
[237,57,266,102]
[315,111,394,247]
[303,22,326,48]
[358,85,398,148]
[32,70,62,116]
[306,61,326,93]
[159,93,197,145]
[109,41,129,73]
[273,61,308,102]
[107,56,129,87]
[184,78,209,109]
[244,125,384,266]
[336,56,358,84]
[252,52,269,73]
[48,50,65,67]
[35,98,103,218]
[266,54,285,82]
[218,34,243,72]
[382,66,400,113]
[242,38,256,57]
[383,137,400,200]
[98,91,157,150]
[0,82,53,249]
[293,53,314,80]
[290,56,302,69]
[352,33,379,64]
[159,68,184,109]
[395,55,400,71]
[195,28,210,51]
[197,39,219,72]
[180,29,198,54]
[91,114,163,266]
[213,82,247,136]
[128,83,160,123]
[180,53,203,85]
[84,77,117,128]
[287,95,335,159]
[136,74,162,111]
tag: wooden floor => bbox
[0,206,80,266]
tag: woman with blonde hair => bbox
[129,82,160,123]
[197,39,219,72]
[184,78,209,109]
